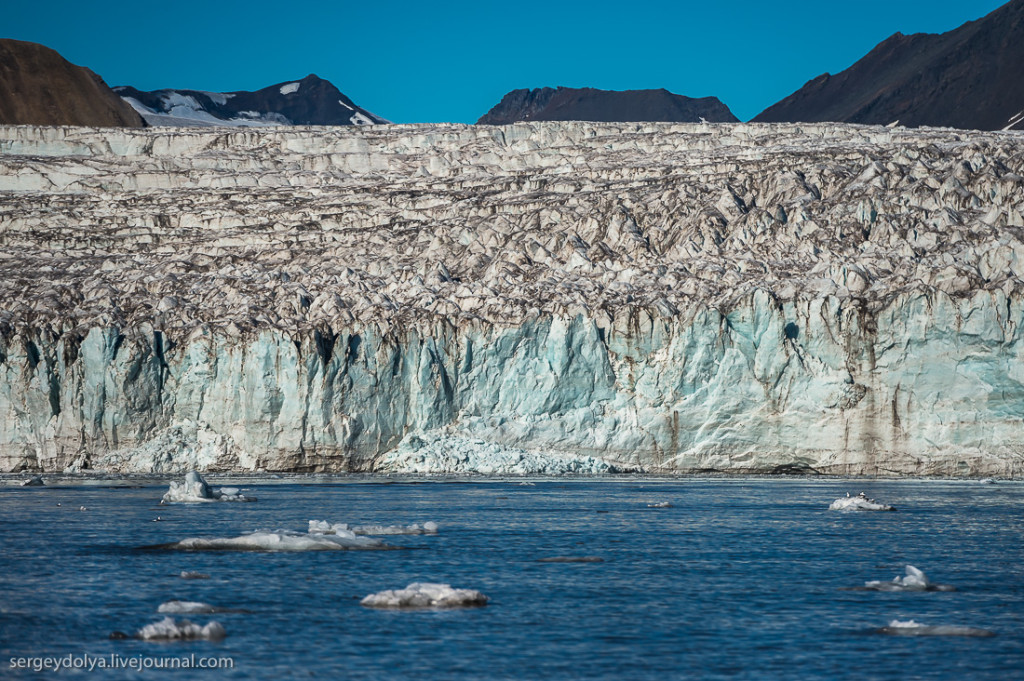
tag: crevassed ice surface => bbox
[1,123,1024,474]
[0,479,1022,679]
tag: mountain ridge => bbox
[477,86,738,125]
[754,0,1024,130]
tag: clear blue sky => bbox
[3,0,1008,123]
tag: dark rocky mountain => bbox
[754,0,1024,131]
[115,74,387,127]
[477,87,738,125]
[0,39,144,127]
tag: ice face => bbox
[878,619,994,637]
[136,617,226,641]
[360,583,489,609]
[161,471,255,503]
[3,122,1024,476]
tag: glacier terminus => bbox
[0,122,1023,476]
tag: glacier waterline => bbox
[1,478,1022,680]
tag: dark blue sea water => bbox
[1,478,1022,680]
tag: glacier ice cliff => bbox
[1,122,1023,475]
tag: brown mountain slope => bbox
[0,39,143,127]
[754,0,1024,131]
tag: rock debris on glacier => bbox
[1,122,1023,476]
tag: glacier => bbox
[1,121,1023,476]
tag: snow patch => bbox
[378,432,619,475]
[280,83,300,95]
[361,583,488,609]
[1004,111,1024,131]
[350,112,375,126]
[136,617,226,641]
[338,100,354,111]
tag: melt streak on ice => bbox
[1,122,1023,475]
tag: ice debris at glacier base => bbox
[360,583,489,609]
[308,519,438,536]
[3,122,1024,476]
[829,493,895,511]
[161,471,254,503]
[863,565,955,592]
[877,619,994,637]
[135,617,226,641]
[378,433,621,476]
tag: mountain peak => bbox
[477,86,737,125]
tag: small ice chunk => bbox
[280,82,300,95]
[136,617,226,641]
[308,520,439,536]
[647,501,672,508]
[361,583,488,609]
[878,619,994,637]
[864,565,955,592]
[21,475,44,486]
[179,571,210,580]
[161,471,255,503]
[829,492,895,511]
[158,600,217,614]
[163,528,384,551]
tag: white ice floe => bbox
[360,583,489,609]
[878,619,994,637]
[864,565,955,592]
[308,520,438,536]
[647,501,672,508]
[279,82,300,95]
[158,600,217,614]
[136,617,226,641]
[829,492,895,511]
[161,471,255,503]
[179,571,210,580]
[165,526,384,551]
[20,475,44,486]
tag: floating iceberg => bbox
[161,471,255,503]
[179,571,210,580]
[829,492,895,511]
[361,583,489,609]
[136,617,226,641]
[156,526,385,552]
[878,619,994,637]
[20,475,44,486]
[158,600,217,614]
[863,565,955,592]
[308,520,438,536]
